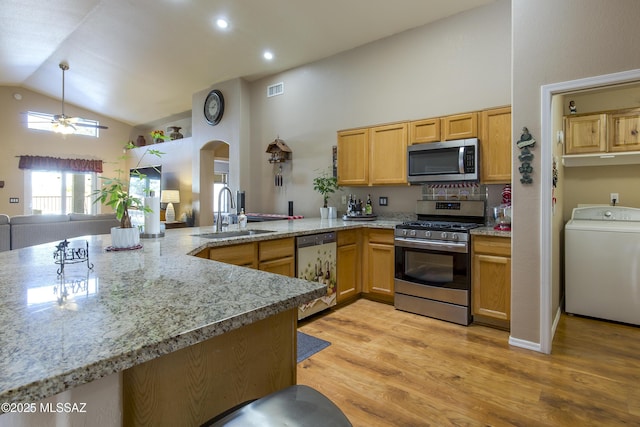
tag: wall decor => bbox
[516,127,536,184]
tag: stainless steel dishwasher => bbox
[296,232,337,320]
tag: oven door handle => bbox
[394,237,468,253]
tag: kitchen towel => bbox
[297,331,331,363]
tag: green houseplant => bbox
[313,169,340,218]
[93,140,163,247]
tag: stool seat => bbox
[202,385,351,426]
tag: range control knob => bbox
[425,230,432,238]
[604,210,613,218]
[441,232,448,240]
[402,229,408,236]
[451,233,459,241]
[409,230,417,237]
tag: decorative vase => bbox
[328,206,337,219]
[320,207,329,219]
[110,227,140,249]
[169,126,183,140]
[136,135,146,147]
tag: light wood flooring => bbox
[297,299,640,427]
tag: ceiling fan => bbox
[30,62,109,134]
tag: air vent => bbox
[267,82,284,97]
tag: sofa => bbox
[1,213,119,251]
[0,215,9,252]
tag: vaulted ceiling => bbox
[1,0,494,126]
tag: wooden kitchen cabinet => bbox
[336,229,361,303]
[207,242,258,269]
[369,122,408,185]
[442,112,478,140]
[259,238,295,277]
[608,108,640,152]
[337,122,407,186]
[472,235,511,329]
[480,106,512,183]
[409,117,440,144]
[363,229,395,302]
[564,113,607,154]
[337,128,369,185]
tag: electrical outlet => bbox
[610,193,619,205]
[9,197,19,203]
[379,196,388,206]
[341,195,347,204]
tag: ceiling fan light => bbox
[53,122,75,134]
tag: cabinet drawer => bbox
[208,243,257,267]
[367,229,394,245]
[337,229,358,246]
[472,236,511,257]
[259,237,295,262]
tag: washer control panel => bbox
[571,206,640,221]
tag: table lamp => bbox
[161,190,180,222]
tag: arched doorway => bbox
[199,141,229,226]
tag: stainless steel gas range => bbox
[394,199,485,325]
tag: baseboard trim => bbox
[508,336,542,352]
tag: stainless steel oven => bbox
[394,200,484,325]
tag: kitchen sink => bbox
[194,230,276,239]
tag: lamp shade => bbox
[161,190,180,223]
[161,190,180,204]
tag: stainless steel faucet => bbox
[216,185,236,232]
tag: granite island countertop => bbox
[0,217,400,404]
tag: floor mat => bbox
[297,331,331,363]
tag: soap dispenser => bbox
[238,208,248,229]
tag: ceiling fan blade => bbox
[74,123,109,129]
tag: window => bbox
[128,166,162,228]
[27,171,97,215]
[26,111,101,137]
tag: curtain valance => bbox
[18,156,103,173]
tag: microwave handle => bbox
[458,147,465,173]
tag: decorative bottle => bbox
[238,208,247,229]
[365,194,373,215]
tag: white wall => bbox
[247,0,511,218]
[511,0,640,346]
[0,86,132,216]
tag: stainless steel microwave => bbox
[407,138,479,183]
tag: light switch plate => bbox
[9,197,19,203]
[379,196,388,206]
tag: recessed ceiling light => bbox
[216,18,228,29]
[263,51,274,60]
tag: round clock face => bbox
[204,90,224,125]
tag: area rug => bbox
[297,331,331,363]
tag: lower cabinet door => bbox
[259,256,295,277]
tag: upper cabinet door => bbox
[609,108,640,152]
[369,122,408,185]
[565,113,607,154]
[409,118,440,144]
[337,128,369,186]
[442,112,478,140]
[480,106,512,184]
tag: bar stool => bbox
[201,385,352,426]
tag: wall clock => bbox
[204,89,224,125]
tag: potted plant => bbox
[93,140,164,248]
[312,169,340,219]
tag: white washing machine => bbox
[565,206,640,325]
